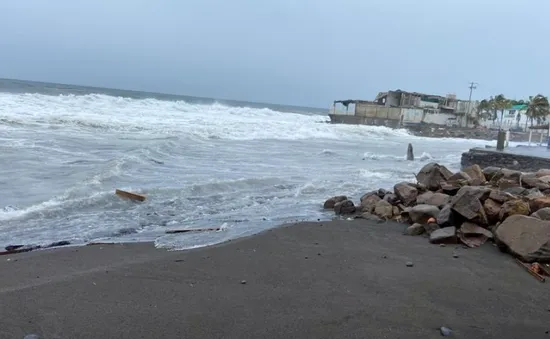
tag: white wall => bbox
[401,108,456,126]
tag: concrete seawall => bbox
[328,114,401,128]
[461,148,550,172]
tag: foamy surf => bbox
[0,82,487,250]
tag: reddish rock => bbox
[529,196,550,213]
[494,215,550,262]
[324,195,347,209]
[463,164,486,185]
[483,198,502,225]
[393,182,418,206]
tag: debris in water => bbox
[115,189,146,202]
[165,227,221,234]
[406,261,414,267]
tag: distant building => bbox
[329,89,478,128]
[479,104,530,131]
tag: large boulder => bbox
[483,198,502,225]
[416,192,450,208]
[494,215,550,262]
[499,199,530,221]
[536,169,550,178]
[521,176,550,191]
[531,207,550,221]
[529,196,550,213]
[324,195,347,209]
[462,164,486,185]
[450,186,491,225]
[373,200,394,219]
[383,193,399,205]
[360,194,382,213]
[436,204,461,227]
[393,182,418,206]
[360,191,378,203]
[409,204,440,224]
[415,163,453,191]
[334,200,356,215]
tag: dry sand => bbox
[0,219,549,339]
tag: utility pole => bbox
[466,82,478,127]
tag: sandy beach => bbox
[1,219,549,339]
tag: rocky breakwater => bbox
[324,162,550,263]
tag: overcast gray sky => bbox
[0,0,548,107]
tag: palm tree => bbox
[477,99,492,120]
[526,94,550,128]
[493,94,510,129]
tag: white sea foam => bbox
[0,92,415,142]
[0,90,487,250]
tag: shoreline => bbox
[2,219,549,338]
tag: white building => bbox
[480,104,529,130]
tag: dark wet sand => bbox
[1,219,549,339]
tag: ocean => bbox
[0,78,490,250]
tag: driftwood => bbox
[165,227,221,234]
[115,189,146,202]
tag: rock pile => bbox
[323,162,550,263]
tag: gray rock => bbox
[437,204,458,227]
[409,204,440,224]
[531,207,550,221]
[451,186,490,225]
[494,215,550,262]
[463,164,487,185]
[423,222,441,235]
[393,182,418,206]
[374,200,394,219]
[416,162,453,191]
[406,261,414,267]
[417,192,451,208]
[334,200,356,215]
[489,190,516,203]
[323,195,347,209]
[429,227,457,244]
[355,212,384,223]
[483,166,502,180]
[360,194,382,213]
[405,223,425,236]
